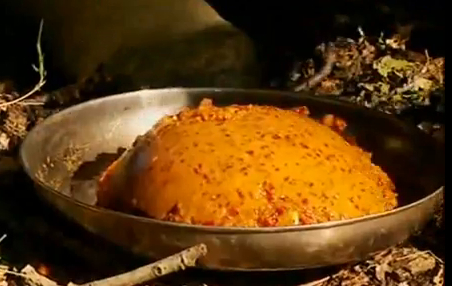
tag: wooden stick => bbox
[5,244,207,286]
[69,243,207,286]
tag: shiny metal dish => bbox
[20,88,444,271]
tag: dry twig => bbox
[294,42,336,92]
[0,19,46,108]
[70,243,207,286]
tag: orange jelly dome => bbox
[97,99,397,227]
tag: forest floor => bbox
[0,27,445,286]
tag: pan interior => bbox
[21,88,445,222]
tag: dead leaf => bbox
[373,55,415,78]
[406,253,436,275]
[413,76,434,91]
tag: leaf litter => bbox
[288,27,445,116]
[301,247,444,286]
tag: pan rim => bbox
[19,87,445,234]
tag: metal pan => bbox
[19,88,444,271]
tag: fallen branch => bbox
[70,243,207,286]
[294,42,336,92]
[0,19,46,108]
[4,244,207,286]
